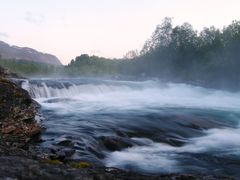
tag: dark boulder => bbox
[99,136,133,151]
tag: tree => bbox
[123,50,139,59]
[141,17,173,55]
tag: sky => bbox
[0,0,240,64]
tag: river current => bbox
[21,78,240,177]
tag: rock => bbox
[0,77,41,148]
[2,125,16,134]
[0,156,236,180]
[69,161,91,168]
[99,136,133,151]
[57,139,74,147]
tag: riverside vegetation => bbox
[1,18,240,90]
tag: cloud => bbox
[0,32,9,38]
[25,12,45,24]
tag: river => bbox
[21,78,240,177]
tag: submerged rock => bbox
[99,136,133,151]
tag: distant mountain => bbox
[0,41,62,65]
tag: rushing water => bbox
[21,78,240,177]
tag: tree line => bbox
[1,18,240,90]
[65,18,240,90]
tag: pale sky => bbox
[0,0,240,64]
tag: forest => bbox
[0,58,62,77]
[67,18,240,90]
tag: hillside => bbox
[0,41,62,65]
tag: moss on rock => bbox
[69,161,91,168]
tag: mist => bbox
[1,15,240,179]
[2,18,240,92]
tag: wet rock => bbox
[0,156,236,180]
[69,161,91,168]
[99,136,133,151]
[44,98,75,104]
[57,139,75,147]
[42,146,76,161]
[0,77,41,148]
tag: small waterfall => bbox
[20,79,134,98]
[21,79,30,92]
[19,78,240,112]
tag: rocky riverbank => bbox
[0,66,237,179]
[0,156,235,180]
[0,78,41,147]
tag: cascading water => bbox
[21,78,240,177]
[21,79,139,98]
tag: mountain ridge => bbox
[0,41,62,65]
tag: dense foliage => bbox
[132,18,240,90]
[0,58,62,76]
[65,55,120,76]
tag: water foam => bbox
[105,127,240,173]
[21,78,240,175]
[23,79,240,112]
